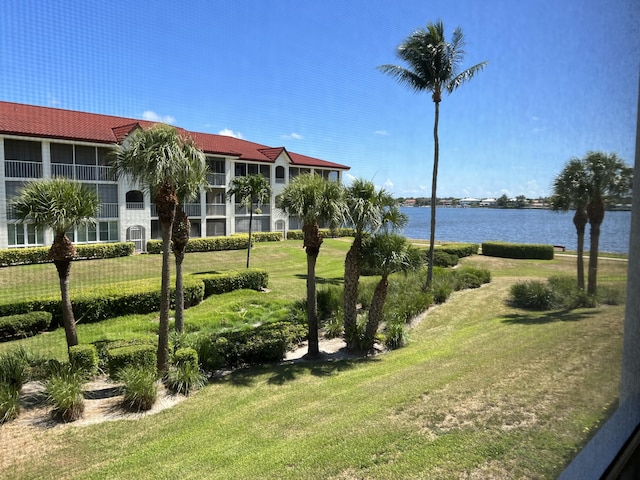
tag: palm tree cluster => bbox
[551,151,632,295]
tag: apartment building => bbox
[0,101,349,251]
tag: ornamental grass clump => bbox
[164,348,206,396]
[118,366,158,411]
[0,383,20,423]
[45,363,85,422]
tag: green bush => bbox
[165,347,205,395]
[0,311,52,341]
[0,242,135,267]
[69,344,99,377]
[286,228,356,240]
[317,286,343,321]
[510,281,556,310]
[383,322,409,350]
[0,349,29,390]
[193,269,268,297]
[323,316,343,339]
[209,322,306,369]
[0,384,20,423]
[510,276,598,311]
[547,275,596,309]
[118,366,158,411]
[456,266,492,285]
[597,285,626,306]
[429,250,458,267]
[45,363,85,422]
[436,243,479,258]
[482,241,554,260]
[107,344,157,379]
[251,232,284,243]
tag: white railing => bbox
[207,172,226,186]
[98,203,119,218]
[206,203,226,216]
[182,203,201,217]
[51,163,116,182]
[235,204,271,215]
[5,160,43,178]
[126,202,144,210]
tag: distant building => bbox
[0,101,350,251]
[459,197,480,207]
[403,198,417,207]
[479,198,497,207]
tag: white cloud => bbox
[374,130,389,136]
[384,179,394,189]
[218,128,243,139]
[142,110,176,124]
[419,185,429,192]
[344,173,357,184]
[281,132,303,140]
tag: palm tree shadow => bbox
[501,308,599,325]
[293,274,343,286]
[212,356,377,388]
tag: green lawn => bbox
[0,240,627,479]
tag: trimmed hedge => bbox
[0,312,52,341]
[435,243,479,258]
[193,269,268,296]
[69,344,99,377]
[482,241,554,260]
[146,233,282,254]
[107,344,157,378]
[286,228,356,240]
[0,242,135,267]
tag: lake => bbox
[399,207,632,254]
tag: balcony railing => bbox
[5,160,43,179]
[235,204,271,215]
[98,203,119,218]
[126,202,145,210]
[207,172,226,186]
[206,203,226,216]
[151,203,202,217]
[51,163,115,182]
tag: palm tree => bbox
[172,159,210,334]
[378,20,487,287]
[359,233,422,351]
[226,174,272,269]
[550,158,590,289]
[582,151,633,295]
[112,124,207,373]
[11,178,99,350]
[343,179,406,349]
[277,173,345,357]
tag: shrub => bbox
[482,241,554,260]
[107,344,157,379]
[118,366,158,411]
[0,311,52,341]
[597,285,626,306]
[323,316,343,339]
[547,275,596,309]
[165,348,205,395]
[0,242,134,266]
[429,250,458,267]
[0,348,29,390]
[0,384,20,423]
[69,344,99,378]
[510,281,556,310]
[456,266,492,285]
[147,233,278,254]
[383,322,409,350]
[194,269,268,297]
[453,272,483,291]
[45,364,85,422]
[251,232,284,243]
[286,228,356,240]
[317,286,342,320]
[436,243,479,258]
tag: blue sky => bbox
[1,0,638,198]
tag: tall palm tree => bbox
[550,158,590,289]
[112,124,207,373]
[582,151,633,295]
[277,173,345,357]
[226,174,272,269]
[378,20,487,287]
[359,233,422,351]
[172,158,210,334]
[11,178,99,350]
[342,179,406,349]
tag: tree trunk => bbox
[247,206,253,269]
[172,206,190,334]
[426,99,441,288]
[303,222,323,357]
[155,183,177,374]
[363,276,389,351]
[343,236,361,349]
[573,208,588,290]
[587,198,605,296]
[50,233,78,349]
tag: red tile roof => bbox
[0,101,349,170]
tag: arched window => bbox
[275,166,285,184]
[126,190,144,209]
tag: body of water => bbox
[400,207,632,254]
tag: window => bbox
[275,166,285,183]
[126,190,144,209]
[234,163,246,177]
[248,163,258,175]
[99,221,118,241]
[7,224,42,247]
[50,143,73,164]
[260,165,270,178]
[4,139,42,178]
[75,145,96,165]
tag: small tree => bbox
[12,178,99,349]
[277,174,345,357]
[226,174,272,269]
[359,233,422,351]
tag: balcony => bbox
[126,202,145,210]
[206,203,226,216]
[151,203,202,217]
[51,163,115,182]
[235,204,271,215]
[207,172,226,186]
[98,203,119,218]
[5,160,43,179]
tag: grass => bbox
[0,239,628,478]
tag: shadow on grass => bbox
[501,308,599,325]
[212,356,378,388]
[293,274,343,286]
